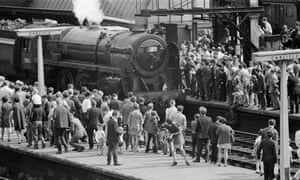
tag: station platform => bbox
[0,136,263,180]
[181,95,300,135]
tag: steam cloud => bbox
[72,0,104,25]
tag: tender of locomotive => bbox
[0,25,181,98]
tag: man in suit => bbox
[62,90,76,115]
[257,68,266,110]
[109,93,121,111]
[193,106,213,163]
[258,119,278,143]
[210,60,220,100]
[269,69,280,110]
[288,71,299,113]
[257,130,277,180]
[54,99,71,154]
[196,62,204,99]
[208,116,220,164]
[106,111,121,166]
[87,100,102,150]
[70,90,82,119]
[202,61,212,101]
[121,96,136,150]
[218,66,227,101]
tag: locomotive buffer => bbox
[15,27,71,95]
[253,49,300,180]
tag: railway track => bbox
[184,130,300,175]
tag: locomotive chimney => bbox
[130,16,148,32]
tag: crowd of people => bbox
[2,75,300,180]
[2,17,300,179]
[0,75,240,168]
[179,18,300,114]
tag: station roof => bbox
[137,6,264,17]
[0,0,150,25]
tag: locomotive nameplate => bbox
[252,49,300,62]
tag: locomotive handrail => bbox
[45,59,122,74]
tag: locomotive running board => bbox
[45,59,122,74]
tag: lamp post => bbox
[37,35,45,95]
[252,49,300,180]
[279,59,290,180]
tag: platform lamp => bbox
[252,49,300,180]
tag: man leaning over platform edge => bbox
[54,99,71,154]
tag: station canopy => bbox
[0,0,151,25]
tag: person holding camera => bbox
[163,119,190,166]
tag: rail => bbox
[234,130,257,137]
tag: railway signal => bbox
[253,49,300,180]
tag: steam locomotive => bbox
[0,25,181,98]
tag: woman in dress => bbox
[12,96,26,143]
[128,103,143,152]
[216,116,234,167]
[1,96,12,141]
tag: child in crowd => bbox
[252,135,263,175]
[158,127,169,155]
[117,126,125,155]
[94,124,105,156]
[249,75,259,106]
[232,85,244,106]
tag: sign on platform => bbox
[252,49,300,62]
[16,27,72,38]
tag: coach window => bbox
[22,38,32,53]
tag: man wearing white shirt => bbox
[165,99,177,122]
[31,88,42,106]
[82,92,92,127]
[172,105,187,132]
[82,93,92,113]
[0,81,14,101]
[262,17,272,35]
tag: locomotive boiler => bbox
[46,26,181,96]
[0,25,181,98]
[50,26,171,77]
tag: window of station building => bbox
[217,0,248,7]
[43,36,50,56]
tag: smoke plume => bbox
[72,0,104,25]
